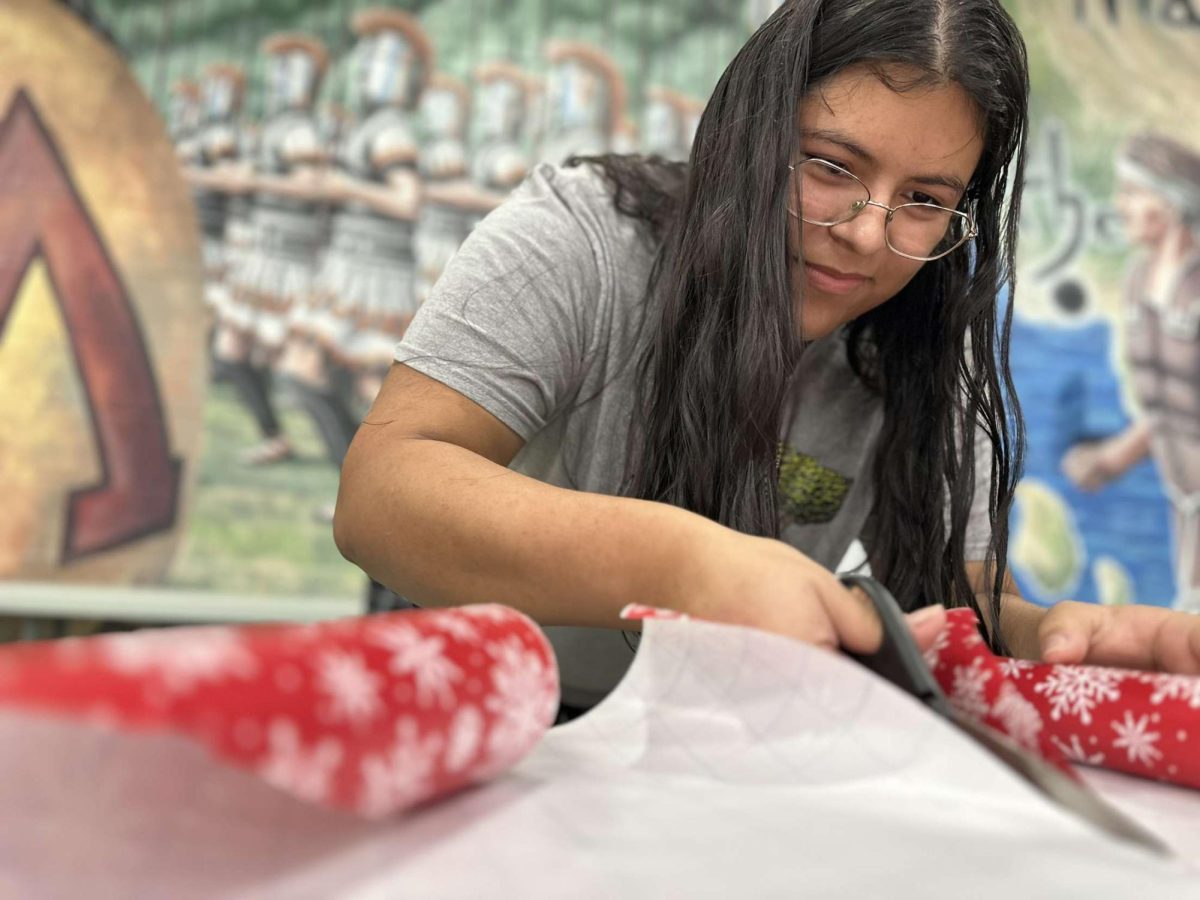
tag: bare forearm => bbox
[184,165,250,194]
[338,182,419,219]
[966,561,1047,659]
[251,172,331,201]
[997,592,1047,660]
[334,432,725,628]
[1109,419,1153,472]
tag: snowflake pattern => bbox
[998,658,1034,680]
[922,627,950,671]
[460,605,518,624]
[316,650,383,725]
[1049,734,1105,766]
[258,719,343,803]
[357,718,442,818]
[444,705,485,773]
[1111,712,1163,768]
[98,627,258,694]
[1032,665,1122,726]
[992,682,1043,751]
[13,590,1200,819]
[484,637,558,764]
[370,623,463,708]
[1139,673,1200,710]
[432,615,482,644]
[0,605,567,817]
[949,657,993,721]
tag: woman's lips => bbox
[804,262,868,295]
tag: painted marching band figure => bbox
[419,73,470,181]
[318,102,356,154]
[414,72,477,305]
[288,7,429,477]
[213,33,331,466]
[612,115,640,156]
[538,40,626,166]
[1062,133,1200,612]
[181,63,245,313]
[470,61,533,192]
[415,61,537,310]
[168,78,202,150]
[641,86,705,162]
[221,117,261,345]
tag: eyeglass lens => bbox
[791,159,970,260]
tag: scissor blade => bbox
[839,574,1169,855]
[952,713,1170,856]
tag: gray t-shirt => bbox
[396,162,992,706]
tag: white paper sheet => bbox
[1,616,1198,898]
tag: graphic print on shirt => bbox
[777,444,854,525]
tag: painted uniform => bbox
[1124,252,1200,610]
[539,43,625,166]
[307,106,421,365]
[231,108,328,349]
[470,70,530,191]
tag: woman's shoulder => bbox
[516,159,676,236]
[511,162,631,228]
[493,160,662,273]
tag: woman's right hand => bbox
[673,529,947,656]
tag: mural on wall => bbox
[2,0,1196,612]
[0,0,761,604]
[1005,0,1200,610]
[0,0,204,587]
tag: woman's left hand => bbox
[1037,600,1200,674]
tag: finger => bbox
[820,583,884,655]
[1150,616,1200,675]
[904,604,948,653]
[1072,605,1176,670]
[1038,602,1099,664]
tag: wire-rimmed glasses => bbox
[788,158,977,261]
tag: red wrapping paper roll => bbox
[929,608,1200,789]
[0,605,559,817]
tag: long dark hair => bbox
[582,0,1028,650]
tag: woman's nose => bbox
[828,201,889,256]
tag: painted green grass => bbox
[166,382,366,599]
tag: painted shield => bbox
[0,0,205,583]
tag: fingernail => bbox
[906,605,945,627]
[1043,633,1069,656]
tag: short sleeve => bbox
[395,166,603,440]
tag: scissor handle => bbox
[841,574,956,718]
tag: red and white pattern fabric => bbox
[623,603,1200,791]
[0,605,559,818]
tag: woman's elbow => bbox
[333,454,371,564]
[331,491,361,564]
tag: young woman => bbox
[336,0,1200,712]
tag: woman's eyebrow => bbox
[802,128,967,195]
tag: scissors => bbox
[841,573,1169,856]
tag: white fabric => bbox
[1,618,1198,896]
